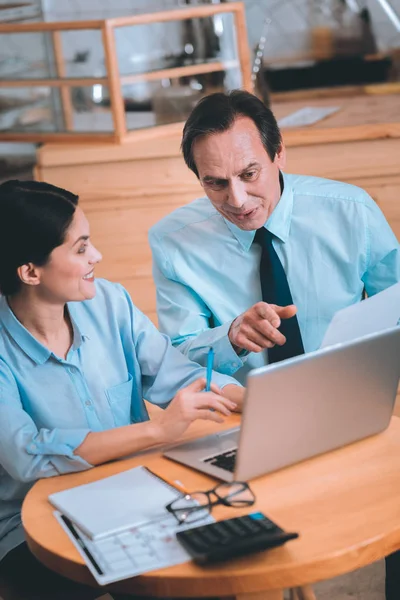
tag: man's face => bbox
[193,116,286,231]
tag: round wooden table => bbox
[22,415,400,599]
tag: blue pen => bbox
[206,347,214,392]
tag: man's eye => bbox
[206,180,224,188]
[242,171,256,179]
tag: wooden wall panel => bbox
[44,157,202,200]
[286,138,400,182]
[37,134,400,325]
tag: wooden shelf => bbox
[0,77,108,88]
[120,60,239,85]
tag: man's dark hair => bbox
[181,90,282,178]
[0,180,78,296]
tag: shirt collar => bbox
[67,301,90,343]
[223,171,294,251]
[0,296,85,364]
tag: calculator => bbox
[176,512,299,564]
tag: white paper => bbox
[321,282,400,349]
[277,106,340,128]
[55,510,214,585]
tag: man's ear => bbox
[17,263,41,287]
[274,143,286,170]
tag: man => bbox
[149,89,400,600]
[149,90,400,386]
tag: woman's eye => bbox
[77,245,87,254]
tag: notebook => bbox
[49,465,183,540]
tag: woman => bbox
[0,180,243,600]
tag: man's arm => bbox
[151,259,245,375]
[362,195,400,295]
[151,239,296,374]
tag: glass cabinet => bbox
[0,2,252,143]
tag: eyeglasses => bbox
[165,481,255,526]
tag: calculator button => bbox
[184,534,209,552]
[214,521,231,534]
[258,520,278,531]
[225,520,247,536]
[202,529,221,544]
[238,518,260,533]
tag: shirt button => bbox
[85,400,91,406]
[68,367,76,374]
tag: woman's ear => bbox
[17,264,41,287]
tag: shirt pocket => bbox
[105,374,134,427]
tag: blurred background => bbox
[0,0,399,179]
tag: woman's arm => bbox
[118,286,243,408]
[75,378,236,465]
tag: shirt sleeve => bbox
[361,194,400,295]
[0,359,92,483]
[150,237,246,376]
[118,285,242,409]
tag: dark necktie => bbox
[254,227,304,363]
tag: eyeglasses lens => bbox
[170,492,210,524]
[215,482,255,506]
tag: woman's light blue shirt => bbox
[0,279,239,561]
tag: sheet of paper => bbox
[55,510,214,585]
[320,283,400,349]
[277,106,340,128]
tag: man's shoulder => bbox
[289,173,371,205]
[149,196,218,243]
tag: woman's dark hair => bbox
[181,90,282,178]
[0,180,78,296]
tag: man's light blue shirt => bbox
[150,173,400,384]
[0,279,239,561]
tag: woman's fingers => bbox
[210,382,222,394]
[195,392,236,413]
[183,377,207,393]
[196,409,225,423]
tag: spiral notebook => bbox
[49,465,183,540]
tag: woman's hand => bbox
[221,383,245,412]
[153,378,237,444]
[76,379,241,465]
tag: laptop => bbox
[163,327,400,481]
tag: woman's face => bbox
[35,206,102,303]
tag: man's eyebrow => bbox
[203,162,261,182]
[239,161,260,173]
[203,175,226,183]
[72,235,89,247]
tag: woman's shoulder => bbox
[93,277,124,300]
[70,278,132,324]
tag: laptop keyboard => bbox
[203,449,237,473]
